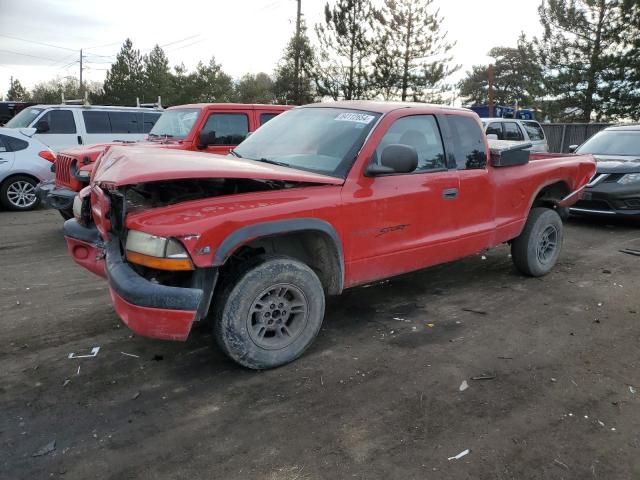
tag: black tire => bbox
[214,255,325,369]
[59,209,74,220]
[512,207,564,277]
[0,175,40,211]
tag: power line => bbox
[0,33,77,52]
[0,49,67,62]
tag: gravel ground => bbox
[1,208,640,480]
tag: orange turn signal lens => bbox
[126,251,194,271]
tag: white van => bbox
[4,105,162,151]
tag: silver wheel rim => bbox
[536,225,558,264]
[247,283,309,350]
[7,180,37,208]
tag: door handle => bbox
[442,188,459,199]
[77,135,83,145]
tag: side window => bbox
[2,134,28,151]
[41,110,76,134]
[486,122,504,140]
[139,112,161,133]
[374,115,446,173]
[503,122,525,141]
[260,113,279,125]
[448,116,487,170]
[201,113,249,145]
[522,121,545,141]
[109,112,139,133]
[83,111,111,133]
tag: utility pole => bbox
[293,0,302,105]
[79,48,84,96]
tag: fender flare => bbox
[213,218,345,293]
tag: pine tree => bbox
[143,45,173,105]
[235,73,276,104]
[191,57,234,103]
[536,0,626,121]
[314,0,374,100]
[274,20,316,105]
[459,36,544,108]
[102,39,144,105]
[6,78,29,101]
[371,0,458,102]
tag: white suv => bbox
[481,118,549,152]
[5,105,162,152]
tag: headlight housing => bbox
[618,173,640,185]
[125,230,194,271]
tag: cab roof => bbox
[169,103,291,111]
[302,100,472,115]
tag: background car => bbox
[568,125,640,219]
[4,104,162,151]
[0,127,56,211]
[481,118,549,152]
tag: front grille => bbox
[55,154,75,187]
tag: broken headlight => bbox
[125,230,194,271]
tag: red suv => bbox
[39,103,291,219]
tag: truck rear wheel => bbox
[511,207,564,277]
[214,255,325,369]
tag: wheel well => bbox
[532,181,570,209]
[220,231,343,295]
[1,173,40,189]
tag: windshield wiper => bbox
[229,149,242,158]
[255,158,291,168]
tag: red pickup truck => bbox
[39,103,290,219]
[63,101,595,369]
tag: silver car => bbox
[0,127,56,211]
[481,118,549,152]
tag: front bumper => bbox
[38,180,77,212]
[569,180,640,218]
[63,219,215,341]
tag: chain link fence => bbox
[540,123,612,153]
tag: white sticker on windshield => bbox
[335,112,375,124]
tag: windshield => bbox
[5,107,44,128]
[233,107,380,177]
[148,108,200,139]
[577,130,640,157]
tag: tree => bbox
[6,78,29,101]
[102,39,145,105]
[536,0,626,122]
[314,0,374,100]
[371,0,458,102]
[274,20,316,105]
[190,57,234,103]
[30,77,103,104]
[143,45,173,105]
[235,73,275,104]
[459,36,544,108]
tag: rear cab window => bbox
[522,121,545,141]
[447,116,488,170]
[201,113,250,145]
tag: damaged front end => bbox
[63,146,342,341]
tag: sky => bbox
[0,0,543,100]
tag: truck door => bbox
[33,109,79,152]
[342,114,461,286]
[439,114,495,254]
[199,111,250,155]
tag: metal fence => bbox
[541,123,612,153]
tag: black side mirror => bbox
[198,130,216,148]
[366,144,418,176]
[568,144,578,153]
[35,120,50,133]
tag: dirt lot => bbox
[1,208,640,480]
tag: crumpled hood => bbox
[92,146,345,187]
[594,155,640,174]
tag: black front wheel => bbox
[512,207,564,277]
[214,255,325,369]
